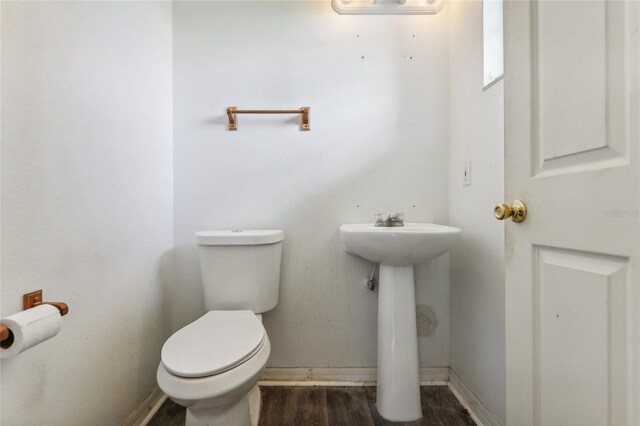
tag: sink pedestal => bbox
[376,265,422,421]
[339,222,461,421]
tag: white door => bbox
[503,1,640,425]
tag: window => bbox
[483,0,504,89]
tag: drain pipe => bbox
[366,263,377,291]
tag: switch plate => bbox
[463,161,471,186]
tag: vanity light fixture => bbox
[331,0,444,15]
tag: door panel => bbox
[504,1,640,425]
[535,247,629,426]
[534,0,630,176]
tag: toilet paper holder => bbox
[0,290,68,347]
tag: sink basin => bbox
[340,222,461,422]
[339,223,461,266]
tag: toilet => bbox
[157,230,284,426]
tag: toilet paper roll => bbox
[1,304,62,359]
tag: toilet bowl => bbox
[157,230,284,426]
[157,311,270,426]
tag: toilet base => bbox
[186,395,250,426]
[184,385,261,426]
[249,385,261,426]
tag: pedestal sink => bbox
[339,223,461,421]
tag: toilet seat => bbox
[161,311,265,378]
[157,333,270,405]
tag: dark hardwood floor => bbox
[148,386,476,426]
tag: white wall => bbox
[172,1,451,368]
[448,0,506,422]
[1,2,173,425]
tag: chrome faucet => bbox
[375,213,405,227]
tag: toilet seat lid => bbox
[161,311,265,378]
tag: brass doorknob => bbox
[494,200,527,223]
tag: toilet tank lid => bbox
[195,230,284,245]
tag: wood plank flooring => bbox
[148,386,475,426]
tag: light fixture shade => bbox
[332,0,444,15]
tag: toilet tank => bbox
[195,230,284,313]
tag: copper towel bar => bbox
[227,107,310,131]
[0,290,69,348]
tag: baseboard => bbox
[448,370,503,426]
[122,386,167,426]
[259,366,449,386]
